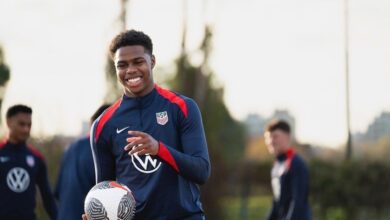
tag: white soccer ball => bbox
[84,181,136,220]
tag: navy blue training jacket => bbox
[0,140,57,220]
[55,136,95,220]
[267,148,311,220]
[90,85,211,220]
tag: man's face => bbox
[114,45,156,97]
[264,129,291,155]
[7,113,32,143]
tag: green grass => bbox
[221,195,390,220]
[222,195,272,220]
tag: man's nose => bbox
[126,64,137,74]
[22,125,31,133]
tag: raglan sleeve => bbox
[284,158,310,220]
[54,146,70,200]
[266,200,278,220]
[36,158,58,220]
[156,98,211,185]
[90,119,116,183]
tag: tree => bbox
[104,0,129,103]
[169,26,245,219]
[103,55,121,102]
[0,46,10,126]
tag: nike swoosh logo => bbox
[116,126,130,134]
[0,157,9,163]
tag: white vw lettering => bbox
[131,154,162,174]
[6,167,30,193]
[135,154,158,170]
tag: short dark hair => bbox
[266,119,291,134]
[109,29,153,58]
[90,104,111,123]
[6,104,32,119]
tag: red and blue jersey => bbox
[0,140,58,220]
[90,85,211,220]
[267,148,311,220]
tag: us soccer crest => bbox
[156,111,168,125]
[26,155,35,167]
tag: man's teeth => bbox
[127,77,141,83]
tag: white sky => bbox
[0,0,389,147]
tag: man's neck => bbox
[8,137,25,145]
[275,147,294,161]
[124,84,155,98]
[276,146,291,156]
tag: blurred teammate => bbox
[89,30,211,220]
[0,104,57,220]
[264,120,311,220]
[55,104,110,220]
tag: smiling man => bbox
[89,30,211,220]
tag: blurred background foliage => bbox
[0,46,10,126]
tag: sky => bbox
[0,0,389,148]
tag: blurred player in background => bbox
[55,104,110,220]
[89,29,211,220]
[0,104,58,220]
[264,119,311,220]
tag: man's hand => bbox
[124,131,159,156]
[82,214,88,220]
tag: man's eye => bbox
[117,64,126,69]
[134,60,144,65]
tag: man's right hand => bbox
[82,214,88,220]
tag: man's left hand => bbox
[124,131,159,156]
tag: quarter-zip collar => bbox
[121,87,158,129]
[122,87,157,109]
[4,139,27,151]
[276,148,295,162]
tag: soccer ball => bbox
[84,181,136,220]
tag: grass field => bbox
[222,195,272,220]
[221,195,390,220]
[36,192,390,220]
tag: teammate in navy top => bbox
[264,120,311,220]
[55,104,110,220]
[87,30,211,220]
[0,104,57,220]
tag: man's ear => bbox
[151,55,156,69]
[6,118,14,131]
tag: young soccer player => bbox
[0,104,57,220]
[88,30,211,220]
[264,120,311,220]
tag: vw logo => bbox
[7,167,30,193]
[131,154,162,174]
